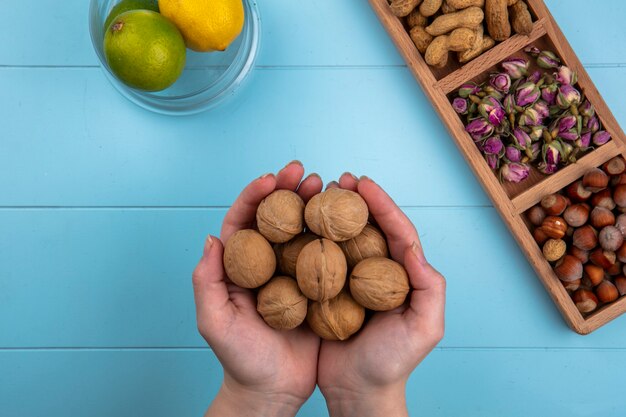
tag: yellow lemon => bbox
[158,0,245,52]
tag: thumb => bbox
[402,242,446,344]
[192,235,232,327]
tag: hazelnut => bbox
[540,216,568,239]
[602,156,626,176]
[568,246,589,264]
[617,242,626,263]
[540,194,568,216]
[305,188,369,242]
[608,261,623,276]
[599,226,624,252]
[614,276,626,296]
[583,168,609,192]
[572,289,598,314]
[533,228,550,245]
[615,214,626,237]
[338,224,389,269]
[527,205,547,227]
[553,255,583,282]
[256,190,305,243]
[572,225,598,251]
[614,185,626,208]
[223,229,276,289]
[275,233,318,277]
[257,276,307,330]
[589,248,616,270]
[542,239,566,262]
[566,180,592,202]
[596,280,619,304]
[307,291,365,341]
[349,257,410,311]
[612,173,626,187]
[563,279,581,292]
[590,206,615,229]
[583,264,604,287]
[563,204,590,227]
[590,189,616,211]
[296,238,347,302]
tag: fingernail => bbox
[306,172,322,181]
[411,241,427,265]
[285,160,303,169]
[206,234,213,246]
[259,173,273,179]
[359,175,374,183]
[326,181,339,190]
[342,172,358,181]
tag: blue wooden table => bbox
[2,1,626,415]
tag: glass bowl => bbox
[88,0,260,116]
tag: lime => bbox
[104,0,159,31]
[104,10,186,92]
[159,0,245,52]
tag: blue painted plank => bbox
[2,208,625,348]
[1,67,625,207]
[0,0,624,67]
[2,349,625,417]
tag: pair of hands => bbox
[192,161,446,417]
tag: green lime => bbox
[104,10,186,92]
[104,0,159,31]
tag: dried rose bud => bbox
[537,50,561,69]
[466,118,494,141]
[483,136,504,155]
[453,97,468,114]
[518,107,543,127]
[593,130,611,146]
[490,73,511,93]
[533,100,550,119]
[529,142,541,161]
[501,58,529,80]
[556,65,577,86]
[556,84,581,109]
[578,99,595,118]
[557,115,580,141]
[458,83,481,98]
[538,162,558,175]
[512,127,532,148]
[516,82,541,107]
[529,126,544,141]
[524,46,541,56]
[560,140,575,163]
[543,142,562,166]
[576,131,592,150]
[526,70,542,84]
[483,86,505,101]
[479,97,506,126]
[505,146,522,162]
[541,84,558,105]
[586,116,600,133]
[500,162,530,183]
[503,94,518,114]
[485,154,500,170]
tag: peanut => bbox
[407,9,429,27]
[485,0,511,41]
[510,0,533,35]
[425,6,484,36]
[425,28,476,67]
[419,0,443,17]
[447,0,485,8]
[458,33,495,63]
[441,1,457,14]
[390,0,423,17]
[410,26,434,53]
[508,0,519,5]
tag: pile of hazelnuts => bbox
[527,156,626,315]
[222,187,410,341]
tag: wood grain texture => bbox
[369,0,626,333]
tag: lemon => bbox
[103,0,159,31]
[159,0,245,52]
[104,10,186,91]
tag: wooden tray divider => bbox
[436,18,548,95]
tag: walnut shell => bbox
[274,232,318,277]
[257,276,307,330]
[349,257,410,311]
[307,291,365,341]
[223,229,276,289]
[296,238,347,301]
[256,190,305,243]
[304,188,369,242]
[339,224,389,269]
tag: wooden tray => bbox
[369,0,626,334]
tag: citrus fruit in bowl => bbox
[88,0,261,115]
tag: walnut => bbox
[256,190,305,243]
[274,232,318,277]
[349,257,410,311]
[257,276,307,330]
[304,188,369,242]
[307,291,365,341]
[223,229,276,289]
[338,224,389,268]
[296,238,347,301]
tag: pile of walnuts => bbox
[223,188,411,340]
